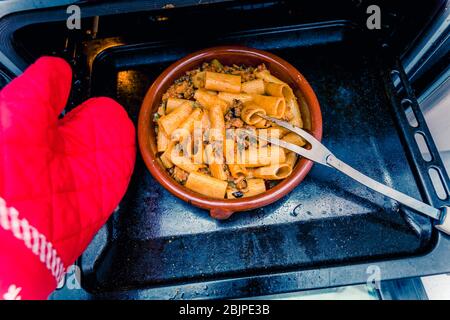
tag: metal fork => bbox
[255,113,450,235]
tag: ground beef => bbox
[223,63,267,82]
[225,99,245,129]
[198,166,211,175]
[226,118,244,129]
[201,60,223,73]
[162,75,194,101]
[230,99,243,117]
[186,68,201,77]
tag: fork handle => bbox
[326,154,448,229]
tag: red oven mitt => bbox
[0,57,136,299]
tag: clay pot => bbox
[138,46,322,219]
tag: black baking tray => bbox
[77,21,449,297]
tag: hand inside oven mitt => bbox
[0,57,136,299]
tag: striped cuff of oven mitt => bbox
[0,198,64,300]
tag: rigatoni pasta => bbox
[185,172,228,199]
[227,178,266,199]
[241,104,267,126]
[228,164,248,178]
[153,59,305,199]
[251,94,286,119]
[217,92,253,106]
[241,79,265,94]
[158,101,193,135]
[264,82,290,97]
[250,163,292,180]
[166,98,194,113]
[156,129,169,152]
[237,146,286,168]
[204,71,241,93]
[285,151,298,171]
[194,89,228,113]
[282,132,306,147]
[208,103,228,181]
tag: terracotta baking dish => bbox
[138,46,323,219]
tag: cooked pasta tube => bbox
[208,106,227,180]
[192,112,209,165]
[240,104,266,125]
[241,79,265,94]
[262,77,302,125]
[285,151,298,169]
[160,155,173,169]
[203,143,214,164]
[254,119,270,128]
[204,71,241,93]
[250,163,292,180]
[166,98,194,114]
[157,129,169,152]
[210,161,228,181]
[204,143,227,181]
[185,172,228,199]
[192,71,206,88]
[184,108,203,130]
[228,164,248,178]
[258,127,282,138]
[194,89,228,113]
[251,94,286,118]
[208,104,225,144]
[192,131,204,165]
[224,137,236,164]
[282,132,306,147]
[265,81,290,97]
[217,92,253,106]
[200,110,211,129]
[284,89,303,128]
[166,140,202,173]
[258,71,303,127]
[245,178,266,197]
[158,101,193,135]
[255,70,284,84]
[160,142,175,168]
[257,128,281,147]
[238,146,286,167]
[209,105,225,132]
[171,108,203,141]
[171,155,204,173]
[270,125,290,137]
[204,142,225,164]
